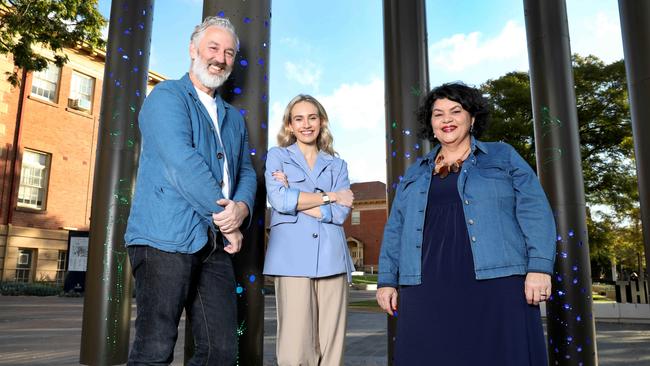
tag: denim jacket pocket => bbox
[399,176,420,195]
[477,161,510,180]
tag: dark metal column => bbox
[619,0,650,285]
[80,1,154,365]
[192,3,270,365]
[523,0,598,364]
[382,0,429,364]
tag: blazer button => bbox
[217,152,224,159]
[312,233,318,238]
[468,219,475,225]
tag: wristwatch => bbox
[316,188,331,204]
[321,192,331,204]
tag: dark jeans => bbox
[127,232,237,365]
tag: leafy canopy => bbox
[0,0,106,85]
[481,55,642,277]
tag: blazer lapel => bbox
[312,151,333,180]
[287,144,318,186]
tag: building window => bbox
[351,210,361,225]
[15,249,33,283]
[68,72,95,112]
[17,150,51,210]
[56,250,67,284]
[31,63,61,102]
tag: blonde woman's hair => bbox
[277,94,337,156]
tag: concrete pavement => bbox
[0,291,649,365]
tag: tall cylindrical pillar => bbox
[187,2,271,365]
[80,1,155,365]
[382,0,429,364]
[523,0,598,364]
[618,0,650,285]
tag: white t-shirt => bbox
[194,87,230,199]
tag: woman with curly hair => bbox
[376,82,556,365]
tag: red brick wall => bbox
[0,63,102,231]
[0,56,22,225]
[343,207,387,267]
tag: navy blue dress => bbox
[394,171,547,366]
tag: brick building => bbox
[343,181,387,271]
[0,47,164,282]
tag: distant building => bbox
[0,46,164,282]
[343,181,387,271]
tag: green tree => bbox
[481,55,643,279]
[0,0,106,86]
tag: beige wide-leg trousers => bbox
[274,274,349,366]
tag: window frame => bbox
[68,71,95,113]
[15,248,34,283]
[351,210,361,225]
[16,149,52,211]
[56,250,67,284]
[30,63,61,103]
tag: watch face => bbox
[322,194,330,203]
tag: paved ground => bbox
[0,291,649,365]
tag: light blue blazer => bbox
[263,143,354,280]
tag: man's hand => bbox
[222,229,243,254]
[212,199,249,233]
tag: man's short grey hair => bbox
[191,16,240,51]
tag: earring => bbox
[469,124,474,134]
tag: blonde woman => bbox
[264,94,355,366]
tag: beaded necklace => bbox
[433,146,471,179]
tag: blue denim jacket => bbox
[125,74,257,253]
[378,138,556,287]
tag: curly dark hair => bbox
[417,82,490,143]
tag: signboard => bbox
[68,234,89,271]
[64,231,89,292]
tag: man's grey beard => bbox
[191,56,232,89]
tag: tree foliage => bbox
[0,0,106,86]
[481,55,643,279]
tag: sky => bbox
[97,0,624,183]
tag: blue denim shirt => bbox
[125,74,257,253]
[378,138,556,287]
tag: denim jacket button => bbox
[312,233,318,238]
[471,236,477,242]
[464,199,470,205]
[468,219,475,225]
[217,152,224,159]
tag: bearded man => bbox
[124,16,256,366]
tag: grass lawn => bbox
[351,274,378,285]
